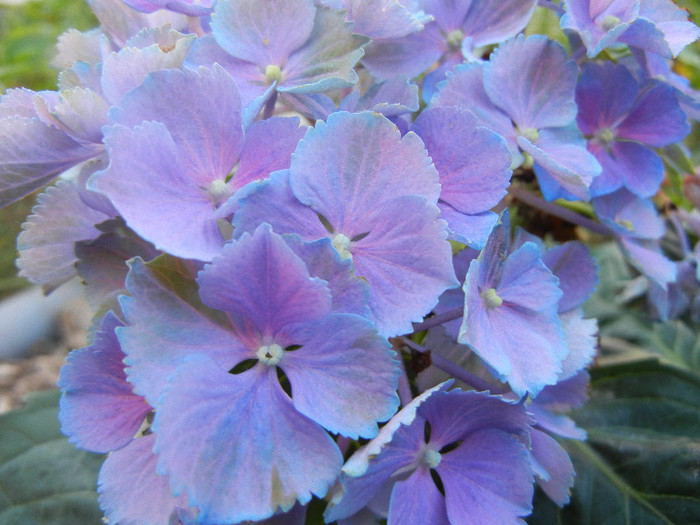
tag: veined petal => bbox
[278,314,399,439]
[198,224,332,337]
[154,355,342,523]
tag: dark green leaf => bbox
[0,390,104,525]
[530,360,700,524]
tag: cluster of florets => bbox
[1,0,698,523]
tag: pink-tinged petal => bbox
[48,87,110,144]
[615,81,690,147]
[154,355,342,524]
[0,116,102,208]
[90,122,225,261]
[438,430,534,525]
[411,107,511,215]
[290,111,440,231]
[484,35,578,129]
[232,171,327,240]
[352,196,458,337]
[388,469,449,525]
[461,0,538,47]
[432,63,519,158]
[198,224,332,337]
[530,429,575,506]
[112,65,245,185]
[98,434,194,525]
[100,35,195,105]
[119,257,247,405]
[232,117,306,192]
[281,8,369,93]
[361,24,445,81]
[212,0,316,66]
[17,177,110,286]
[58,312,151,454]
[278,314,399,439]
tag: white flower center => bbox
[207,179,230,206]
[422,448,442,469]
[600,14,621,31]
[446,29,464,50]
[332,233,353,261]
[517,126,539,143]
[256,343,284,366]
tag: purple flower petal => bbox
[90,122,225,260]
[289,111,441,223]
[17,177,110,286]
[58,312,151,453]
[411,107,511,215]
[98,434,193,525]
[337,0,424,39]
[232,117,306,192]
[278,314,399,438]
[351,196,458,336]
[615,81,690,147]
[460,0,538,48]
[437,429,533,524]
[530,429,575,506]
[484,35,578,130]
[211,0,316,66]
[154,354,342,523]
[119,257,247,405]
[111,65,245,184]
[542,242,598,313]
[198,224,332,337]
[388,469,450,525]
[438,203,499,249]
[0,116,102,208]
[637,0,700,56]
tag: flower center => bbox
[446,29,464,51]
[481,288,503,308]
[596,127,615,145]
[421,448,442,469]
[207,178,230,206]
[256,343,284,366]
[517,126,539,143]
[332,233,353,261]
[265,64,283,85]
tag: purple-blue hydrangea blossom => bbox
[576,61,690,198]
[119,224,400,522]
[432,35,601,202]
[325,385,534,525]
[458,211,568,398]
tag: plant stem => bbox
[400,337,507,394]
[509,185,611,236]
[411,307,463,333]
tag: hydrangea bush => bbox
[1,0,700,523]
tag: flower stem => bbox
[509,185,611,236]
[400,337,507,394]
[411,307,463,333]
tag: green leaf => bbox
[530,360,700,524]
[646,321,700,376]
[0,390,104,525]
